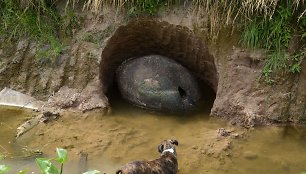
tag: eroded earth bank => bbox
[1,6,306,126]
[1,4,306,174]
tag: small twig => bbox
[60,163,64,174]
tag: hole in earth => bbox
[100,19,218,114]
[178,86,187,98]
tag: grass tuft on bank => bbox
[241,0,306,83]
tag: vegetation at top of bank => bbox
[0,0,305,82]
[241,0,306,84]
[0,0,80,62]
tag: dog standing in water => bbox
[116,139,179,174]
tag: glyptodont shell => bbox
[116,55,202,112]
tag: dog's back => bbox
[116,153,178,174]
[116,139,179,174]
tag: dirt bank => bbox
[0,5,306,126]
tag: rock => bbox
[231,133,239,138]
[217,128,231,137]
[41,111,60,123]
[44,84,108,112]
[116,55,201,112]
[243,151,258,160]
[192,145,199,150]
[0,87,44,109]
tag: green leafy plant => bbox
[289,51,305,74]
[0,0,62,61]
[1,148,100,174]
[0,0,81,62]
[242,0,305,83]
[61,8,80,37]
[127,0,165,16]
[18,169,29,174]
[36,148,67,174]
[0,154,10,174]
[0,165,10,174]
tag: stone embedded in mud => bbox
[243,151,258,160]
[116,55,201,112]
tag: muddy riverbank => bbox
[1,2,306,174]
[1,4,306,125]
[1,106,306,174]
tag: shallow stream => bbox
[1,105,306,174]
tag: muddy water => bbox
[0,107,35,157]
[227,126,306,174]
[1,106,306,174]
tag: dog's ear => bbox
[158,144,164,153]
[171,139,179,146]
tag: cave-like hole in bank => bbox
[178,86,187,98]
[100,19,218,117]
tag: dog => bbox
[116,139,179,174]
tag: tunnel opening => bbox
[178,86,187,98]
[100,19,218,114]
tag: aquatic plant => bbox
[0,148,100,174]
[0,165,10,174]
[36,148,68,174]
[0,154,10,174]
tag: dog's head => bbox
[157,139,179,156]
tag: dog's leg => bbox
[115,169,122,174]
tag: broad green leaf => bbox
[18,168,28,174]
[55,148,67,164]
[83,170,100,174]
[46,164,59,174]
[36,158,50,172]
[0,165,10,174]
[36,158,59,174]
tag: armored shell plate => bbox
[116,55,201,112]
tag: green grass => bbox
[127,0,165,16]
[242,0,306,83]
[0,0,80,62]
[0,0,61,60]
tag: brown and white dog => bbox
[116,139,179,174]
